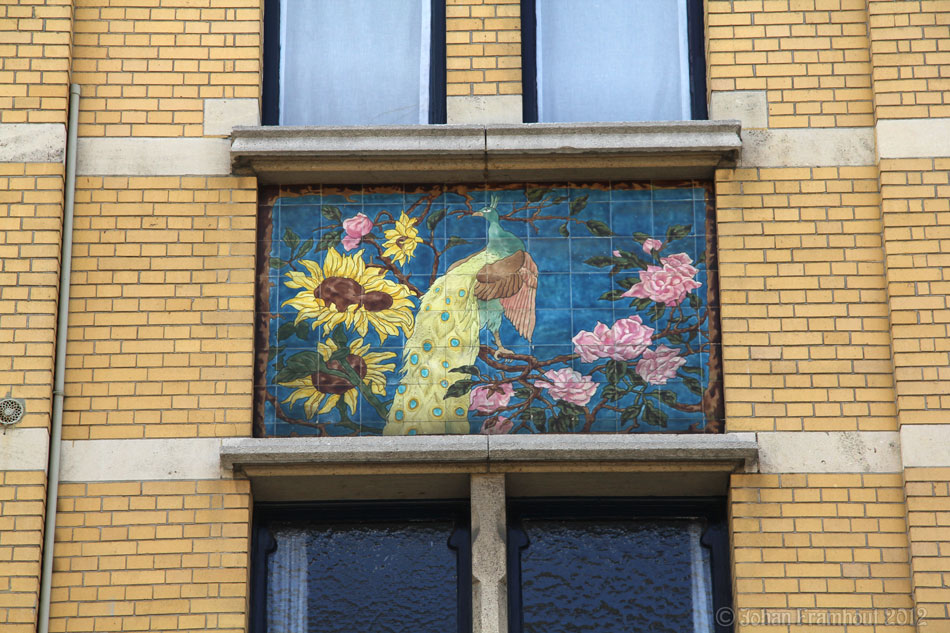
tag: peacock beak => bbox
[472,211,484,217]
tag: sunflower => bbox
[280,337,396,418]
[382,211,424,266]
[282,248,414,343]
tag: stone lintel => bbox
[230,121,742,184]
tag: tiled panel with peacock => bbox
[256,182,722,436]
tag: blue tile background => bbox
[260,183,719,436]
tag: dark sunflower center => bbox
[311,354,368,395]
[315,276,393,313]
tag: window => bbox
[251,502,470,633]
[507,498,731,633]
[262,0,446,126]
[521,0,708,123]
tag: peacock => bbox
[383,195,538,435]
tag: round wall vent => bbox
[0,398,25,427]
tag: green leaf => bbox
[514,387,533,400]
[606,360,627,385]
[617,277,638,290]
[585,219,614,236]
[444,379,477,400]
[657,390,678,406]
[277,321,296,342]
[522,407,547,427]
[426,208,446,231]
[602,384,624,402]
[627,371,647,388]
[599,289,626,302]
[525,188,546,202]
[322,205,342,222]
[316,228,343,252]
[632,297,651,311]
[569,194,589,215]
[330,324,349,351]
[697,251,706,265]
[618,251,652,270]
[633,231,651,243]
[584,256,615,268]
[283,228,300,254]
[267,347,277,362]
[297,238,314,258]
[665,224,691,243]
[667,332,685,346]
[688,293,702,309]
[681,366,703,376]
[558,400,587,417]
[449,365,480,377]
[621,403,642,424]
[558,223,569,238]
[683,376,704,396]
[274,350,323,384]
[295,321,310,341]
[446,235,469,249]
[643,400,668,428]
[651,302,666,322]
[269,257,284,269]
[552,196,567,205]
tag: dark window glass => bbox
[253,503,470,633]
[519,519,712,633]
[508,499,731,633]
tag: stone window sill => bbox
[220,434,758,502]
[230,121,742,184]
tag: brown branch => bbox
[362,236,423,296]
[264,390,334,435]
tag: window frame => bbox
[520,0,709,123]
[250,500,472,633]
[506,496,732,633]
[261,0,447,126]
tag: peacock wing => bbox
[474,251,538,341]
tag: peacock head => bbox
[472,194,500,223]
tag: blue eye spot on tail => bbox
[441,312,450,321]
[410,353,419,365]
[422,341,433,352]
[409,399,418,410]
[450,338,460,347]
[420,368,429,378]
[397,385,406,394]
[441,380,449,388]
[394,410,404,421]
[455,407,465,416]
[432,407,443,417]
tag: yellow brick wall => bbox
[904,469,950,622]
[64,176,258,439]
[50,480,251,633]
[716,166,896,432]
[0,0,73,124]
[71,0,261,137]
[707,0,875,128]
[446,0,521,97]
[868,0,950,120]
[879,159,950,427]
[732,473,915,631]
[0,470,47,633]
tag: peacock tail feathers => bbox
[383,253,492,435]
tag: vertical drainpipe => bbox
[37,83,80,633]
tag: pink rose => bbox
[612,250,621,257]
[636,345,686,385]
[642,238,663,254]
[470,383,514,413]
[479,416,513,435]
[341,212,373,251]
[533,368,598,407]
[572,316,654,363]
[621,252,702,307]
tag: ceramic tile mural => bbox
[255,182,722,436]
